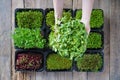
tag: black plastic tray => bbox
[15,8,45,28]
[74,9,104,31]
[14,8,47,40]
[14,9,47,50]
[45,52,74,72]
[13,8,104,72]
[74,51,104,72]
[14,46,47,50]
[87,31,104,51]
[15,50,45,72]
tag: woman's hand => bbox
[80,21,91,34]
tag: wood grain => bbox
[36,71,47,80]
[73,72,87,80]
[0,0,11,80]
[24,0,47,9]
[24,0,35,8]
[88,0,110,80]
[0,56,11,80]
[73,0,82,10]
[11,0,24,80]
[93,0,100,9]
[37,0,47,9]
[46,72,60,80]
[110,0,120,80]
[46,0,53,8]
[64,0,73,9]
[0,0,11,56]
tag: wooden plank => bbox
[73,0,82,10]
[36,71,48,80]
[0,0,11,80]
[23,0,47,9]
[56,72,65,80]
[24,0,36,8]
[73,0,100,10]
[93,0,100,9]
[0,0,11,56]
[73,0,77,10]
[0,56,11,80]
[38,0,47,9]
[11,0,24,80]
[46,0,53,8]
[45,72,73,80]
[64,0,73,9]
[25,72,36,80]
[46,72,58,80]
[73,72,87,80]
[110,0,120,80]
[46,0,73,9]
[88,0,110,80]
[64,72,73,80]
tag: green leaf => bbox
[47,53,72,70]
[77,53,103,71]
[49,18,88,60]
[17,10,43,28]
[75,9,104,28]
[87,32,102,48]
[12,28,46,49]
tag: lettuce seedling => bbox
[77,53,103,71]
[75,10,82,20]
[47,53,72,70]
[46,10,55,27]
[49,18,88,60]
[75,9,104,29]
[12,28,46,49]
[87,32,102,49]
[16,10,43,28]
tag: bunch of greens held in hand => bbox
[13,28,46,49]
[49,17,88,60]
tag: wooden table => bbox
[0,0,120,80]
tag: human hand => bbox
[80,21,91,35]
